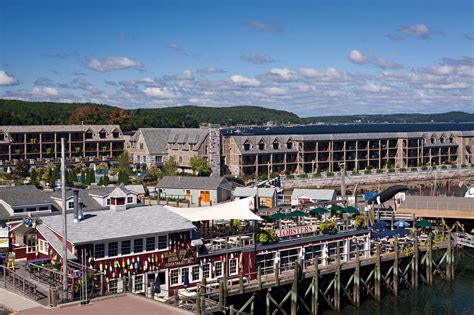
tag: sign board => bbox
[275,225,315,238]
[0,228,9,248]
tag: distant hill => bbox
[0,99,302,130]
[0,99,473,131]
[304,111,474,124]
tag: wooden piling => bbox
[218,281,224,312]
[334,243,341,311]
[239,271,244,294]
[354,249,360,307]
[446,231,453,282]
[275,261,280,287]
[257,265,262,291]
[412,237,419,289]
[393,237,399,296]
[375,243,381,301]
[427,234,433,285]
[312,257,319,315]
[266,289,271,315]
[291,261,298,315]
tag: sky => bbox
[0,0,473,117]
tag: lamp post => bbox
[61,137,68,300]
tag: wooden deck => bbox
[398,195,474,219]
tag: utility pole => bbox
[61,137,68,300]
[340,162,346,206]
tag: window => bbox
[181,267,189,284]
[229,258,238,275]
[170,269,179,286]
[26,207,36,212]
[85,132,93,139]
[99,131,106,139]
[304,245,322,266]
[106,198,111,206]
[38,239,49,254]
[38,206,49,211]
[13,208,24,214]
[258,141,265,150]
[0,133,4,141]
[155,156,162,163]
[273,141,279,150]
[287,141,293,149]
[192,265,200,282]
[214,261,223,278]
[179,156,183,163]
[256,253,275,275]
[113,131,119,138]
[121,240,131,255]
[139,143,144,150]
[243,141,251,151]
[202,263,211,280]
[68,201,74,209]
[134,239,143,253]
[127,196,133,204]
[158,235,168,250]
[95,243,105,259]
[108,242,118,257]
[146,237,155,251]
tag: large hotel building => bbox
[221,123,474,176]
[0,123,473,176]
[0,125,125,165]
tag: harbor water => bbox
[327,249,474,315]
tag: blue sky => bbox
[0,0,473,116]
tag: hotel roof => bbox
[40,205,195,244]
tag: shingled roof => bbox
[157,176,233,191]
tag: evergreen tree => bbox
[103,174,110,186]
[87,168,96,184]
[80,170,86,185]
[98,176,104,186]
[30,168,37,183]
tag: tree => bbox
[68,106,105,124]
[13,160,30,178]
[146,166,162,181]
[30,168,38,184]
[117,152,131,173]
[87,168,96,184]
[80,170,86,185]
[118,170,129,185]
[190,156,211,176]
[163,156,178,176]
[108,108,131,129]
[103,174,110,186]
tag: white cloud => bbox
[400,23,431,39]
[244,20,283,34]
[240,54,275,65]
[298,68,320,78]
[197,67,226,74]
[348,50,365,64]
[143,87,180,99]
[423,82,469,90]
[229,75,260,87]
[424,65,455,75]
[465,33,474,41]
[359,83,392,93]
[348,50,401,69]
[167,43,181,51]
[87,56,143,72]
[32,86,59,96]
[264,87,286,95]
[164,69,194,81]
[0,70,17,86]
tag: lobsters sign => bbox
[275,225,314,238]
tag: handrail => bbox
[0,265,46,301]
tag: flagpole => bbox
[61,137,68,300]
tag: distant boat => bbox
[465,185,474,198]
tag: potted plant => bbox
[319,221,336,234]
[257,229,277,244]
[354,215,367,230]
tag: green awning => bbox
[310,207,329,215]
[344,206,360,214]
[286,210,309,218]
[329,205,344,212]
[269,212,287,220]
[415,219,432,228]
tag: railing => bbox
[0,265,46,301]
[454,232,474,248]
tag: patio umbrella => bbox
[372,229,394,239]
[370,222,388,231]
[286,210,308,218]
[344,206,360,214]
[269,212,287,220]
[393,227,410,237]
[394,220,410,228]
[415,219,432,228]
[310,207,329,215]
[328,205,344,212]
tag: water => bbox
[326,249,474,315]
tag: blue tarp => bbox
[364,192,378,201]
[372,229,394,239]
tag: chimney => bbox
[73,188,80,223]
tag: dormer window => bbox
[449,136,454,143]
[440,137,445,144]
[0,133,4,141]
[85,130,93,139]
[243,141,251,151]
[112,131,120,138]
[287,140,293,149]
[430,137,436,144]
[99,130,107,139]
[258,140,265,150]
[273,140,280,150]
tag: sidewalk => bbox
[18,294,193,315]
[0,288,41,312]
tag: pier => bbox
[188,233,456,314]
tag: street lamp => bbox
[339,162,346,206]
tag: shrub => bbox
[441,165,447,170]
[257,229,277,244]
[461,164,467,168]
[319,221,336,234]
[411,168,417,172]
[354,215,367,230]
[421,166,428,171]
[299,173,308,179]
[287,174,294,179]
[388,168,395,173]
[400,168,407,172]
[326,172,334,177]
